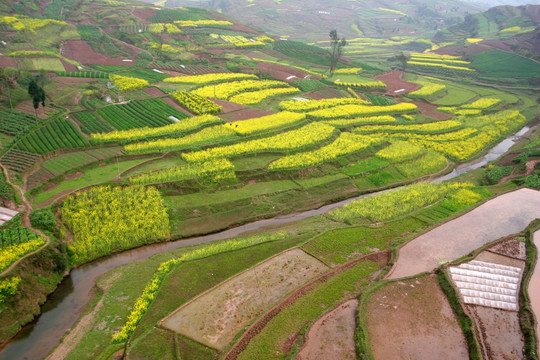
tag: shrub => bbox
[30,207,56,232]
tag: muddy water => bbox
[388,188,540,279]
[0,124,532,360]
[528,230,540,352]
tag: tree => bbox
[28,78,46,120]
[329,29,347,75]
[396,52,408,70]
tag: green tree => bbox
[27,78,45,120]
[329,29,347,74]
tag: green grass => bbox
[294,174,350,189]
[22,58,65,72]
[471,50,540,79]
[231,154,281,171]
[303,217,426,264]
[70,234,307,360]
[433,81,478,106]
[341,157,389,176]
[164,180,301,209]
[122,157,187,178]
[237,260,381,360]
[31,158,149,206]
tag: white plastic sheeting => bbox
[449,260,522,311]
[0,207,18,226]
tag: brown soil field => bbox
[486,238,526,261]
[296,299,357,360]
[63,40,132,66]
[60,60,78,72]
[53,76,95,85]
[15,100,55,118]
[160,248,329,350]
[162,97,192,117]
[213,99,248,113]
[411,101,453,120]
[0,57,16,68]
[475,249,525,270]
[468,306,524,359]
[375,70,420,95]
[309,87,346,99]
[255,62,310,81]
[132,8,155,24]
[388,188,540,279]
[220,107,274,121]
[143,86,166,97]
[366,275,468,360]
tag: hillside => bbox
[0,1,539,360]
[144,0,485,40]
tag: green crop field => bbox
[471,49,540,78]
[0,2,539,360]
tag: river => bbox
[0,125,531,360]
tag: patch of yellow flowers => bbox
[164,73,257,84]
[224,112,306,135]
[109,75,149,91]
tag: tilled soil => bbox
[296,299,357,360]
[375,70,420,95]
[366,275,468,360]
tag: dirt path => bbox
[387,188,540,279]
[296,299,357,360]
[498,159,540,184]
[0,164,51,277]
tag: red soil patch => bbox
[162,97,193,117]
[15,100,55,119]
[0,57,16,68]
[297,299,357,360]
[132,8,155,24]
[309,87,345,99]
[366,275,469,360]
[53,76,95,85]
[255,62,312,81]
[143,86,166,97]
[302,92,324,100]
[375,70,420,95]
[411,101,453,120]
[434,43,492,57]
[220,107,274,121]
[63,40,133,66]
[60,60,78,72]
[64,171,83,181]
[213,99,248,113]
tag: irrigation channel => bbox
[0,126,532,360]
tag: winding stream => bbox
[0,126,531,360]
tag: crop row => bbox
[334,80,387,90]
[334,67,363,74]
[0,237,45,272]
[182,122,336,163]
[307,103,417,119]
[91,114,222,143]
[224,112,306,135]
[129,158,236,185]
[329,182,473,222]
[73,111,114,134]
[0,149,40,173]
[16,118,90,155]
[228,87,300,105]
[120,69,169,83]
[0,110,37,136]
[191,79,289,100]
[292,79,326,92]
[408,81,446,98]
[164,73,256,84]
[174,20,232,27]
[408,61,475,73]
[375,141,426,162]
[56,71,109,79]
[124,125,239,154]
[322,115,397,128]
[279,98,369,112]
[352,120,462,135]
[109,75,149,92]
[268,132,383,170]
[0,227,39,248]
[410,53,470,65]
[394,151,448,179]
[61,186,170,264]
[96,98,188,130]
[170,91,222,115]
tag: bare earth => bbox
[388,188,540,279]
[468,306,524,359]
[160,248,329,350]
[296,299,357,360]
[366,275,468,360]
